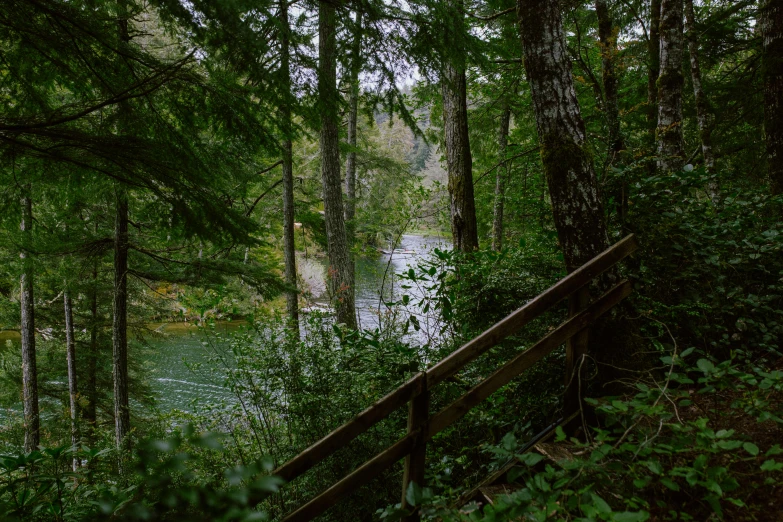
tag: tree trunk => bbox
[684,0,718,202]
[86,263,98,437]
[113,187,130,453]
[516,0,611,273]
[648,0,662,136]
[319,0,357,329]
[441,1,479,253]
[761,0,783,195]
[20,188,39,452]
[64,288,78,470]
[345,11,363,227]
[280,0,299,335]
[657,0,685,171]
[492,103,511,252]
[596,0,624,156]
[114,0,131,458]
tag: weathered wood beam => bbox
[427,234,638,387]
[427,280,633,439]
[273,372,425,483]
[282,432,418,522]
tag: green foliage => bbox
[0,428,281,521]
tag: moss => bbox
[539,133,593,182]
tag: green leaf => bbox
[405,481,422,507]
[766,445,783,456]
[761,460,783,472]
[743,442,760,456]
[518,453,544,466]
[591,493,612,514]
[660,478,680,491]
[697,359,715,373]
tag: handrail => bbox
[270,234,639,522]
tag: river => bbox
[146,234,450,412]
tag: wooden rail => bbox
[271,234,639,522]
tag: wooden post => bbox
[401,373,429,521]
[564,286,590,424]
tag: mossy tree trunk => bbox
[280,0,299,335]
[761,0,783,195]
[656,0,685,172]
[442,0,479,252]
[516,0,610,273]
[20,187,39,452]
[319,0,356,329]
[684,0,718,202]
[492,103,511,252]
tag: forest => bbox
[0,0,782,520]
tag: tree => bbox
[516,0,610,273]
[442,0,479,252]
[492,103,511,252]
[761,0,783,194]
[19,183,39,452]
[656,0,685,171]
[63,285,78,470]
[319,0,357,329]
[279,0,299,334]
[596,0,625,158]
[684,0,718,202]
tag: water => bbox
[148,233,450,412]
[0,235,451,415]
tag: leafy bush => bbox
[0,427,281,521]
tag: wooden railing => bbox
[271,234,639,522]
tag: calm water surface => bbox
[148,234,450,412]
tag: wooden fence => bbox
[271,234,639,521]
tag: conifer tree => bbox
[319,1,356,329]
[442,0,479,252]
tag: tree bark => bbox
[319,0,357,329]
[657,0,685,171]
[684,0,718,202]
[596,0,624,156]
[761,0,783,195]
[648,0,662,136]
[516,0,611,273]
[86,263,98,436]
[492,103,511,252]
[280,0,299,335]
[20,188,39,452]
[345,11,363,227]
[441,2,479,253]
[113,187,130,453]
[64,288,78,470]
[114,0,131,458]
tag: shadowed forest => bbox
[1,0,783,520]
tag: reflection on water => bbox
[1,235,451,415]
[147,234,450,412]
